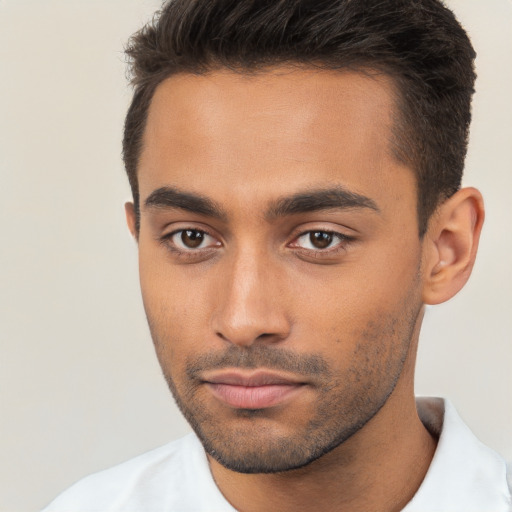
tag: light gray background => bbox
[1,1,511,510]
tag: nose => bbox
[211,249,291,347]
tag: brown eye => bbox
[169,229,220,251]
[181,229,204,248]
[292,230,350,252]
[310,231,333,249]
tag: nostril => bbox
[215,331,229,342]
[256,333,275,340]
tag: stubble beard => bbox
[148,297,422,475]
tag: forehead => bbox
[139,67,413,214]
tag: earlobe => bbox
[422,187,484,305]
[124,202,139,241]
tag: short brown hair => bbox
[123,0,476,236]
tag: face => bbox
[132,68,425,473]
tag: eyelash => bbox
[289,230,355,256]
[159,228,355,260]
[159,229,220,260]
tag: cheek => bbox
[138,251,213,365]
[139,237,210,316]
[289,243,422,354]
[309,286,421,401]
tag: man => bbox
[43,0,511,510]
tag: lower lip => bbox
[206,383,304,409]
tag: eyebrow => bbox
[144,186,228,221]
[265,187,380,220]
[143,185,379,221]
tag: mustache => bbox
[186,344,330,380]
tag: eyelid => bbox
[288,228,356,255]
[159,221,222,241]
[172,229,220,250]
[158,225,223,258]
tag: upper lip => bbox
[202,370,305,387]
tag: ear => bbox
[422,187,484,305]
[124,201,139,241]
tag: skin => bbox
[126,67,484,512]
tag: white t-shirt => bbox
[42,398,511,512]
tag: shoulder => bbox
[42,433,234,512]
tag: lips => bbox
[202,370,306,409]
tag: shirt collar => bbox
[403,397,511,512]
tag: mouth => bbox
[202,370,307,409]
